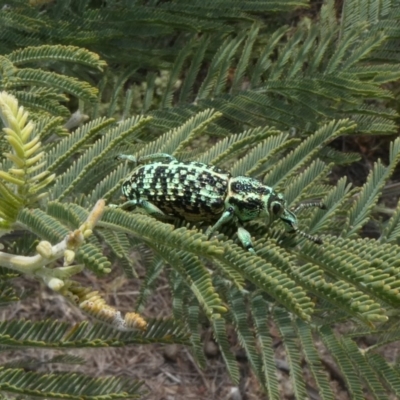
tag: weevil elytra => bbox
[114,153,325,252]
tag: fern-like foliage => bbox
[2,91,400,397]
[0,45,105,120]
[93,0,400,137]
[0,319,189,348]
[0,91,55,229]
[2,0,400,136]
[2,0,400,399]
[0,368,144,399]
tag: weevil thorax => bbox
[227,176,299,230]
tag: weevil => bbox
[114,153,325,252]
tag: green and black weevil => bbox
[113,153,325,252]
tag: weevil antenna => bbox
[293,202,326,214]
[296,229,323,245]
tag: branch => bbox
[0,199,105,290]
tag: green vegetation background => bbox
[1,0,400,399]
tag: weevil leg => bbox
[206,207,235,238]
[112,199,166,218]
[116,154,138,163]
[117,153,177,165]
[138,199,166,217]
[237,226,255,253]
[138,153,177,163]
[115,199,139,210]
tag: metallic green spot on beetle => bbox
[114,153,325,252]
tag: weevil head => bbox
[268,193,323,245]
[228,178,294,224]
[266,193,298,232]
[227,177,324,244]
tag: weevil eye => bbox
[272,202,283,215]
